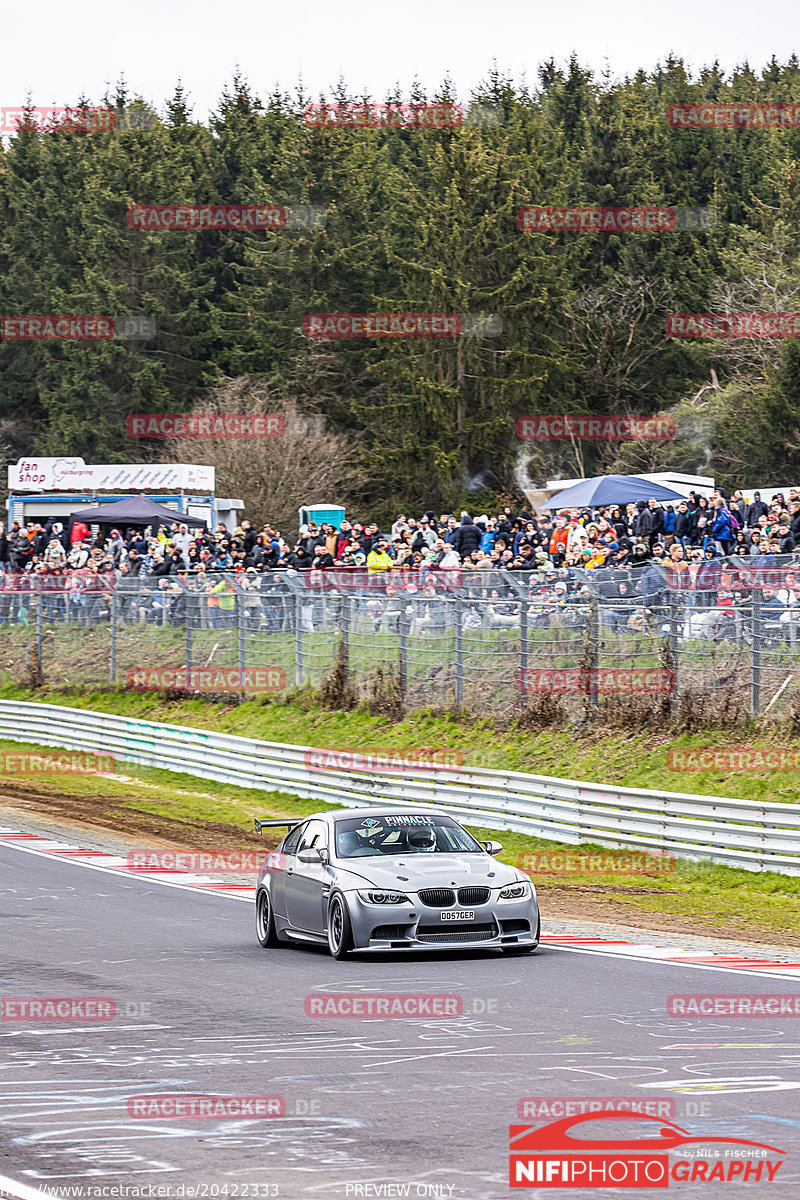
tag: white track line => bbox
[0,1171,57,1200]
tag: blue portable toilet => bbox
[298,503,345,531]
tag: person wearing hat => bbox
[106,528,127,567]
[548,515,570,563]
[412,518,437,552]
[746,491,769,528]
[241,566,263,630]
[334,522,353,558]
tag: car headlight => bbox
[499,881,531,899]
[357,890,410,905]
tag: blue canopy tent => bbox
[540,474,686,510]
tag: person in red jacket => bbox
[548,515,570,562]
[70,519,90,545]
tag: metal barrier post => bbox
[751,589,762,715]
[36,598,44,683]
[295,594,304,687]
[669,591,680,698]
[185,587,193,679]
[588,595,600,708]
[399,606,409,702]
[519,597,528,703]
[340,595,351,685]
[454,598,463,709]
[237,581,247,691]
[109,591,117,683]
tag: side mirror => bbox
[297,847,327,864]
[482,840,503,855]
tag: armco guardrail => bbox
[0,700,799,875]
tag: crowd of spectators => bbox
[2,487,800,639]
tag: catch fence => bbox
[2,559,800,716]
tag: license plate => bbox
[441,910,474,921]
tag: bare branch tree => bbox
[160,378,366,534]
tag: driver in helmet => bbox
[407,827,437,852]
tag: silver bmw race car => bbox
[253,805,539,958]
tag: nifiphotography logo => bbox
[509,1111,785,1187]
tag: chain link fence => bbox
[2,559,800,717]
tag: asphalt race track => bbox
[2,838,800,1198]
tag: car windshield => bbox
[334,813,483,858]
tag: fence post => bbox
[669,591,680,700]
[519,596,528,703]
[454,597,464,710]
[588,595,600,708]
[109,590,117,684]
[751,589,762,716]
[295,593,304,687]
[399,606,409,703]
[36,598,44,684]
[236,581,247,696]
[340,594,351,686]
[185,587,193,680]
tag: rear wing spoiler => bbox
[254,818,302,837]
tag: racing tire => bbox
[502,913,540,955]
[256,888,279,948]
[327,893,354,960]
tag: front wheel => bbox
[256,888,279,948]
[327,893,354,960]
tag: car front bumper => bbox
[346,893,539,952]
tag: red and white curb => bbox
[0,826,255,900]
[2,826,800,979]
[541,934,800,981]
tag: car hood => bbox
[335,853,523,891]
